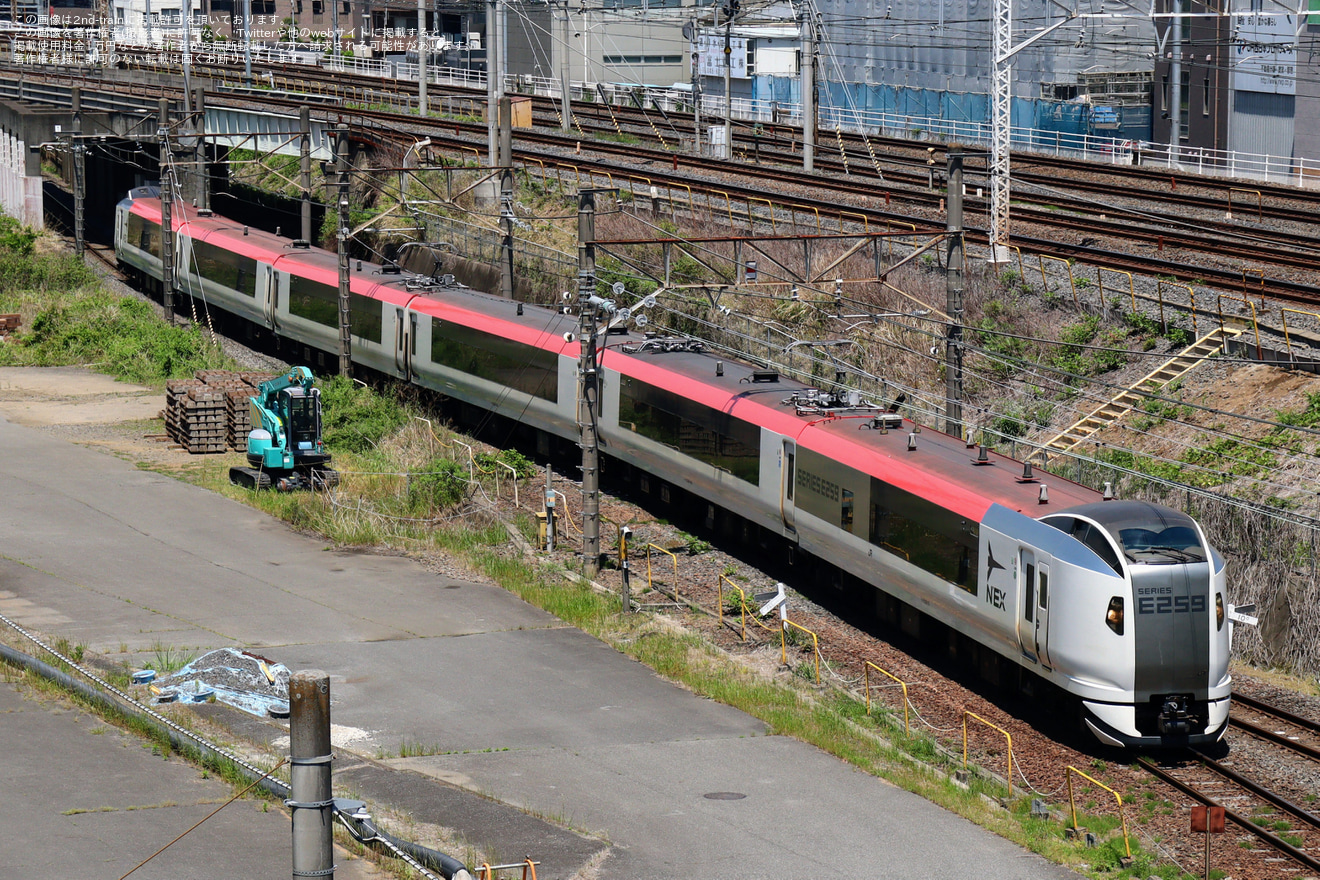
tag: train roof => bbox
[120,191,1101,520]
[605,342,1100,521]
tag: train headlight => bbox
[1105,597,1124,635]
[1216,593,1224,631]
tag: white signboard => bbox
[697,33,748,79]
[1232,14,1296,95]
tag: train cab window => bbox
[1073,521,1123,574]
[1115,525,1205,564]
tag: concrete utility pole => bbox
[71,87,84,259]
[243,0,252,85]
[486,0,501,161]
[690,16,702,154]
[577,190,601,578]
[300,105,312,242]
[800,9,814,172]
[331,0,340,65]
[181,0,192,107]
[1168,0,1182,160]
[559,0,572,133]
[417,0,428,116]
[289,671,333,880]
[193,84,209,211]
[499,97,515,298]
[159,97,174,325]
[335,123,352,377]
[945,149,964,437]
[722,2,733,159]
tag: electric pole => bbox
[486,0,501,162]
[945,149,964,437]
[499,97,515,299]
[300,105,312,243]
[335,123,352,378]
[72,87,84,259]
[159,96,174,325]
[690,16,702,154]
[800,9,814,172]
[559,0,572,133]
[417,0,428,116]
[577,190,601,578]
[722,0,734,159]
[989,0,1011,261]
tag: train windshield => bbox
[1059,501,1206,566]
[1114,525,1205,564]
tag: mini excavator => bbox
[228,366,339,491]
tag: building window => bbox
[1203,77,1210,116]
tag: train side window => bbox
[840,488,854,532]
[1024,562,1035,623]
[1038,569,1048,610]
[785,451,795,501]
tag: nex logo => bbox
[984,544,1007,610]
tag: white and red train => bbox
[115,187,1236,747]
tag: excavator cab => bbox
[230,367,337,491]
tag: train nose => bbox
[1158,695,1193,736]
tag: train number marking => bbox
[1136,595,1206,614]
[985,585,1007,611]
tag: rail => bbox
[1064,766,1131,857]
[780,619,820,684]
[864,661,909,734]
[962,711,1012,795]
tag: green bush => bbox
[318,376,408,453]
[409,457,468,511]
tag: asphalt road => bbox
[0,379,1080,880]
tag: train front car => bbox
[1041,501,1230,747]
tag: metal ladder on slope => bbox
[1034,325,1244,463]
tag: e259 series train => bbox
[115,187,1237,747]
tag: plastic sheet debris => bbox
[148,648,291,717]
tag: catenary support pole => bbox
[722,6,732,159]
[945,149,964,437]
[300,106,312,243]
[289,671,334,880]
[336,123,352,377]
[486,0,500,162]
[194,84,209,211]
[559,0,572,132]
[577,190,600,577]
[417,0,428,116]
[159,98,174,325]
[71,87,83,259]
[800,9,814,172]
[498,97,514,299]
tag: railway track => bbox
[1138,750,1320,875]
[13,60,1320,313]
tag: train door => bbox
[393,307,415,380]
[780,439,797,536]
[1018,549,1038,663]
[1034,559,1053,670]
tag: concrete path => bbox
[0,389,1080,880]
